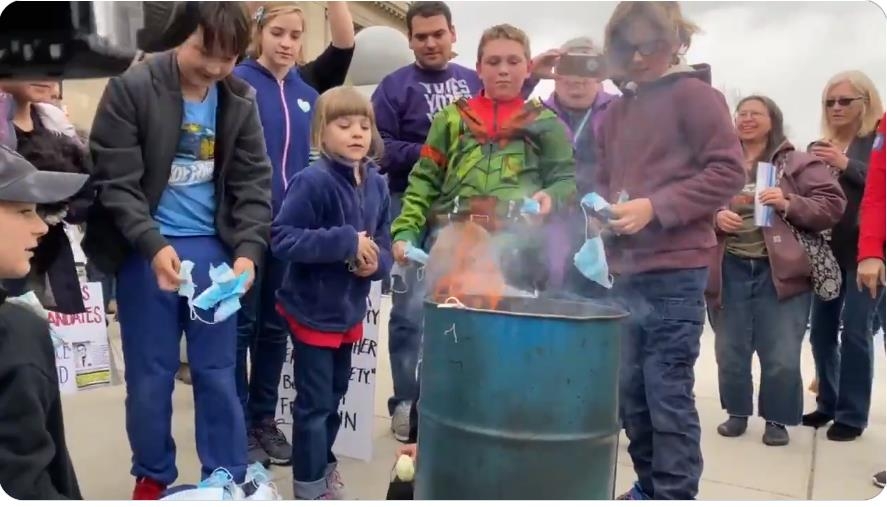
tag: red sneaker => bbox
[132,477,166,500]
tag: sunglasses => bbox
[610,39,667,62]
[824,97,863,108]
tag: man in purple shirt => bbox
[371,1,550,441]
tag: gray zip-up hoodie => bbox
[84,51,272,274]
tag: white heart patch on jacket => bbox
[297,99,310,113]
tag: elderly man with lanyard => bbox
[541,37,617,297]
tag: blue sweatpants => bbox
[117,236,247,485]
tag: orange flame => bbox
[428,222,506,310]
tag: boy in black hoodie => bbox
[0,144,88,499]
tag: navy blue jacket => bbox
[272,156,392,332]
[233,60,318,215]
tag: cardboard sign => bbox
[275,282,381,462]
[48,282,111,394]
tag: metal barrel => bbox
[415,296,628,500]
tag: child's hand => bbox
[397,443,417,460]
[151,245,182,292]
[233,257,256,292]
[392,240,409,266]
[531,190,553,216]
[357,231,379,265]
[609,198,654,235]
[355,255,378,278]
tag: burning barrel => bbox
[414,296,628,500]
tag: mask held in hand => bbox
[178,261,250,324]
[573,203,614,289]
[390,242,429,294]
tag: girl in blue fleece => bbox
[272,86,392,500]
[232,1,355,467]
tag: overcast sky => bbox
[447,1,886,145]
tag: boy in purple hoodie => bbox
[595,2,744,500]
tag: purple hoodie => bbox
[543,90,616,195]
[594,64,745,276]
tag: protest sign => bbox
[275,282,381,462]
[48,282,111,394]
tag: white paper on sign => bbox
[754,162,777,227]
[49,282,111,395]
[275,281,381,462]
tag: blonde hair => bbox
[604,1,700,69]
[476,24,532,63]
[311,86,384,162]
[820,70,885,139]
[249,2,306,65]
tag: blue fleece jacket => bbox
[272,156,393,332]
[233,60,318,214]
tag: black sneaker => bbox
[762,422,789,446]
[873,471,885,488]
[826,422,863,442]
[717,416,748,437]
[801,411,833,429]
[256,420,292,466]
[247,429,271,468]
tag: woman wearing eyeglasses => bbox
[707,96,845,447]
[804,70,885,442]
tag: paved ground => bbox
[63,296,886,500]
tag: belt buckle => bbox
[468,214,491,225]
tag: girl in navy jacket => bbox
[231,1,355,467]
[272,86,392,500]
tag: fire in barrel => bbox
[416,222,629,500]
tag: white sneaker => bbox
[391,402,411,442]
[324,469,346,500]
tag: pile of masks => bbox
[178,261,250,324]
[160,463,281,501]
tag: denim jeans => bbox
[117,236,247,485]
[810,267,883,430]
[387,193,423,414]
[612,267,707,500]
[709,254,811,425]
[235,253,290,427]
[291,338,352,499]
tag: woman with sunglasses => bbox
[803,70,885,442]
[595,1,745,500]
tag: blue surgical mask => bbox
[7,291,65,348]
[390,242,428,294]
[178,261,249,324]
[573,208,613,289]
[520,197,541,215]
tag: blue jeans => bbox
[613,268,707,500]
[709,254,811,425]
[235,253,290,427]
[117,236,247,484]
[810,267,883,429]
[388,193,423,414]
[291,338,352,499]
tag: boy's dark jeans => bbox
[612,267,707,500]
[291,338,352,499]
[236,253,290,428]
